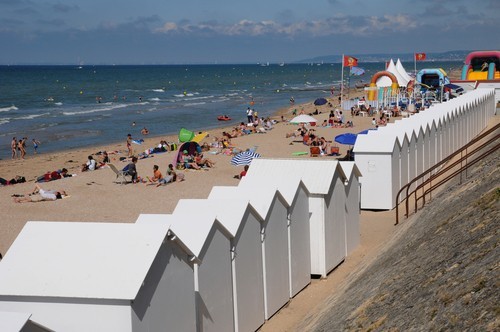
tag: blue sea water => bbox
[0,62,460,159]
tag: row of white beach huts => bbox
[0,160,362,332]
[0,89,496,332]
[353,88,496,210]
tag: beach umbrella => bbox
[334,133,358,145]
[313,97,328,106]
[357,128,377,135]
[290,114,318,124]
[231,150,261,166]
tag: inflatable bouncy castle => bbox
[461,51,500,81]
[416,68,450,89]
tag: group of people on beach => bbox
[11,137,40,160]
[120,156,185,186]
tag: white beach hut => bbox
[0,221,196,332]
[208,185,290,321]
[354,133,400,210]
[241,159,350,278]
[338,161,362,255]
[168,201,234,332]
[200,197,265,332]
[240,174,311,298]
[374,124,410,192]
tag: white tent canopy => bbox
[387,59,409,87]
[396,58,413,82]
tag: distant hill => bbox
[298,50,471,63]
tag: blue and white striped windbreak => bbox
[230,150,261,166]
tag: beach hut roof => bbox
[174,198,258,238]
[353,134,399,153]
[208,185,285,220]
[170,199,220,259]
[338,161,362,180]
[243,158,344,195]
[375,124,409,145]
[0,311,33,331]
[136,213,174,225]
[240,170,306,206]
[0,221,169,300]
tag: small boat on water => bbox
[217,115,231,121]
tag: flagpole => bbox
[340,54,344,108]
[414,52,417,77]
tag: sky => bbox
[0,0,498,64]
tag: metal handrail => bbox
[395,122,500,225]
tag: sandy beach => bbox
[1,91,400,330]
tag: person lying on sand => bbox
[13,184,68,203]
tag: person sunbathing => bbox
[181,150,201,170]
[13,184,67,203]
[194,152,215,168]
[35,168,72,182]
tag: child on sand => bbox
[149,165,173,187]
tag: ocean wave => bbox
[54,102,63,106]
[152,89,165,92]
[173,93,195,97]
[62,103,128,115]
[16,112,50,120]
[212,98,230,103]
[185,95,214,101]
[0,119,10,125]
[149,97,160,101]
[184,102,206,107]
[0,105,18,112]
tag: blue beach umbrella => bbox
[357,128,377,135]
[313,98,328,106]
[334,133,358,145]
[231,150,261,166]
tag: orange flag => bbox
[415,53,427,61]
[343,55,358,67]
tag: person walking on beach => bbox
[32,138,41,154]
[18,138,27,159]
[127,134,133,157]
[11,137,17,159]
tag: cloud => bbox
[154,14,417,37]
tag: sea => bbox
[0,61,461,160]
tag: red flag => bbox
[343,55,358,67]
[415,53,427,61]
